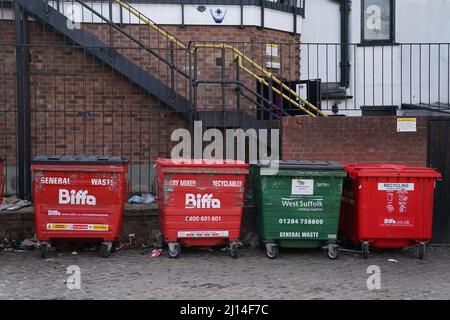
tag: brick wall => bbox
[282,116,429,167]
[0,19,300,194]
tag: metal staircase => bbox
[15,0,191,119]
[13,0,325,131]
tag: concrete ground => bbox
[0,245,449,300]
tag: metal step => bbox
[196,110,272,130]
[15,0,190,118]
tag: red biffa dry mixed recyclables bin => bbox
[32,155,128,258]
[340,164,441,259]
[155,159,249,258]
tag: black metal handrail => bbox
[73,0,190,80]
[38,0,306,16]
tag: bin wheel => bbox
[168,243,181,259]
[100,242,113,258]
[418,242,426,260]
[111,242,118,253]
[39,242,48,259]
[362,242,370,259]
[266,243,278,259]
[230,243,238,259]
[327,244,340,260]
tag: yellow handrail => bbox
[113,0,327,117]
[113,0,188,50]
[193,44,325,117]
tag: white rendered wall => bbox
[300,0,450,115]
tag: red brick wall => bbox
[282,116,429,167]
[83,24,300,114]
[0,19,300,193]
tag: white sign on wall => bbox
[266,43,279,57]
[397,118,417,133]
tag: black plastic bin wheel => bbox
[327,244,340,260]
[418,242,426,260]
[39,242,48,259]
[100,242,113,258]
[229,243,238,259]
[168,243,181,259]
[362,242,370,259]
[265,243,278,259]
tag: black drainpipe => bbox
[340,0,351,88]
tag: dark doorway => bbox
[428,119,450,244]
[256,79,322,120]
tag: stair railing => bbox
[112,0,327,118]
[73,0,189,80]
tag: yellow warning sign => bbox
[46,223,109,231]
[47,224,68,230]
[397,118,417,132]
[266,43,279,57]
[92,225,109,231]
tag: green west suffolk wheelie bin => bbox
[251,161,347,259]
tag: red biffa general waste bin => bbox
[32,155,128,258]
[340,164,441,259]
[155,159,249,258]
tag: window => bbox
[361,0,395,44]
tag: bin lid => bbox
[345,164,441,178]
[255,160,345,170]
[32,155,128,165]
[156,158,248,168]
[0,156,5,162]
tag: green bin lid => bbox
[32,155,128,165]
[255,160,344,170]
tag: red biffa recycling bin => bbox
[155,159,249,258]
[340,164,441,259]
[32,156,128,258]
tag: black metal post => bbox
[339,0,351,88]
[292,4,297,35]
[119,3,123,27]
[240,1,244,28]
[268,77,274,128]
[193,45,198,114]
[235,59,241,111]
[181,3,185,28]
[14,3,32,200]
[169,42,175,94]
[109,0,114,59]
[188,41,195,127]
[221,47,226,128]
[260,0,265,29]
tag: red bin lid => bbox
[344,163,441,178]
